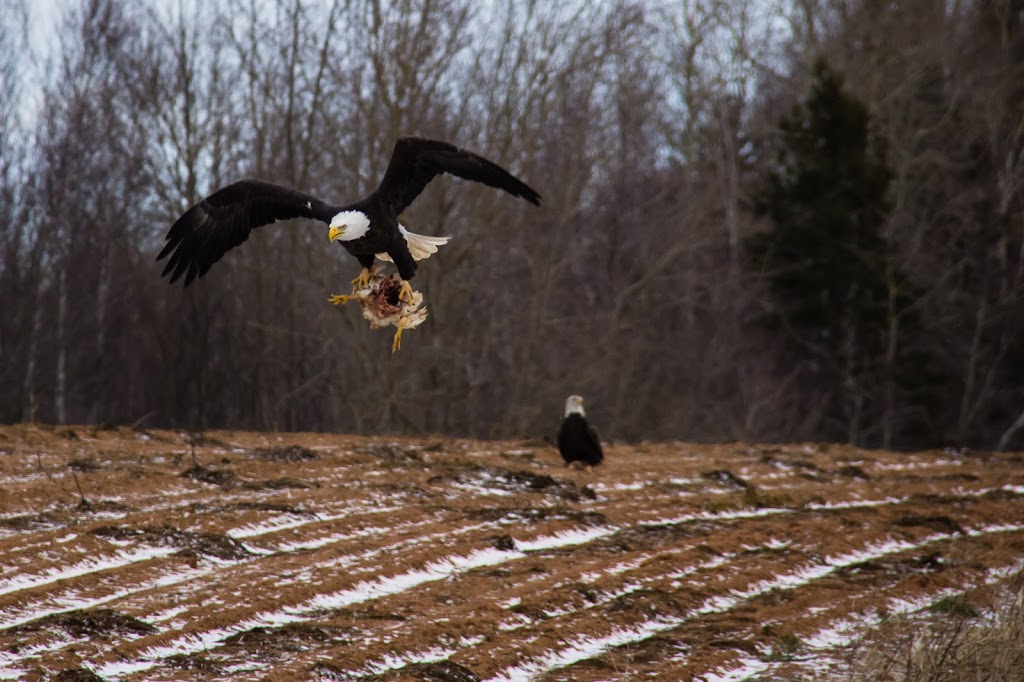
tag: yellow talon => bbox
[328,293,358,306]
[391,317,408,353]
[352,267,373,289]
[398,280,414,304]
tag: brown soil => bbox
[0,425,1022,681]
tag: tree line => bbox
[0,0,1021,451]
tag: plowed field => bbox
[1,424,1023,681]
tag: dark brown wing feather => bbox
[371,137,541,216]
[157,179,336,286]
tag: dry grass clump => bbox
[843,576,1024,681]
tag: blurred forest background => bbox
[0,0,1022,450]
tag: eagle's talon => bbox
[391,317,408,353]
[398,280,414,305]
[329,293,357,306]
[352,267,373,289]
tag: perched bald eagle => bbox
[157,137,540,308]
[557,395,604,467]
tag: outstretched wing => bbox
[157,179,336,286]
[370,137,541,216]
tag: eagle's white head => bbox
[564,394,586,417]
[328,210,370,242]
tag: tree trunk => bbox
[55,267,67,424]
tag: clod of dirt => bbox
[317,607,406,621]
[930,472,980,482]
[894,515,965,535]
[617,635,689,664]
[468,507,610,527]
[928,595,979,617]
[701,469,750,489]
[499,449,536,464]
[608,589,689,619]
[181,432,226,448]
[488,535,517,551]
[363,482,433,499]
[907,492,971,506]
[606,523,714,552]
[756,587,796,606]
[68,458,101,472]
[222,622,351,654]
[252,445,320,462]
[164,653,222,674]
[91,525,252,561]
[9,608,156,638]
[839,553,944,578]
[52,670,107,682]
[360,443,425,465]
[1,512,63,530]
[76,499,129,514]
[981,488,1024,502]
[216,502,319,518]
[241,477,317,491]
[708,637,762,655]
[355,660,481,682]
[179,465,238,487]
[430,463,596,501]
[833,465,869,479]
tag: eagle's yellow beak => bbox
[328,225,344,242]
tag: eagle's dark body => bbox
[157,137,540,286]
[557,397,603,467]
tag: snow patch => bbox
[487,618,683,682]
[93,527,611,678]
[0,546,176,600]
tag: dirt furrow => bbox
[1,428,1022,682]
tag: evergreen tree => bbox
[746,59,927,446]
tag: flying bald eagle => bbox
[157,137,541,309]
[557,395,604,467]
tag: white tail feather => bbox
[376,224,451,262]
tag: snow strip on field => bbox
[743,556,1024,681]
[284,522,497,582]
[227,508,395,540]
[0,503,412,624]
[488,618,683,682]
[0,559,213,633]
[579,556,652,582]
[534,554,734,624]
[483,523,1024,682]
[697,657,773,682]
[803,496,905,511]
[645,496,909,529]
[516,527,613,552]
[270,522,421,553]
[353,635,488,678]
[0,517,444,637]
[93,526,615,679]
[0,640,91,680]
[590,481,650,492]
[0,546,176,600]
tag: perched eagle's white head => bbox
[328,211,370,242]
[564,395,586,417]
